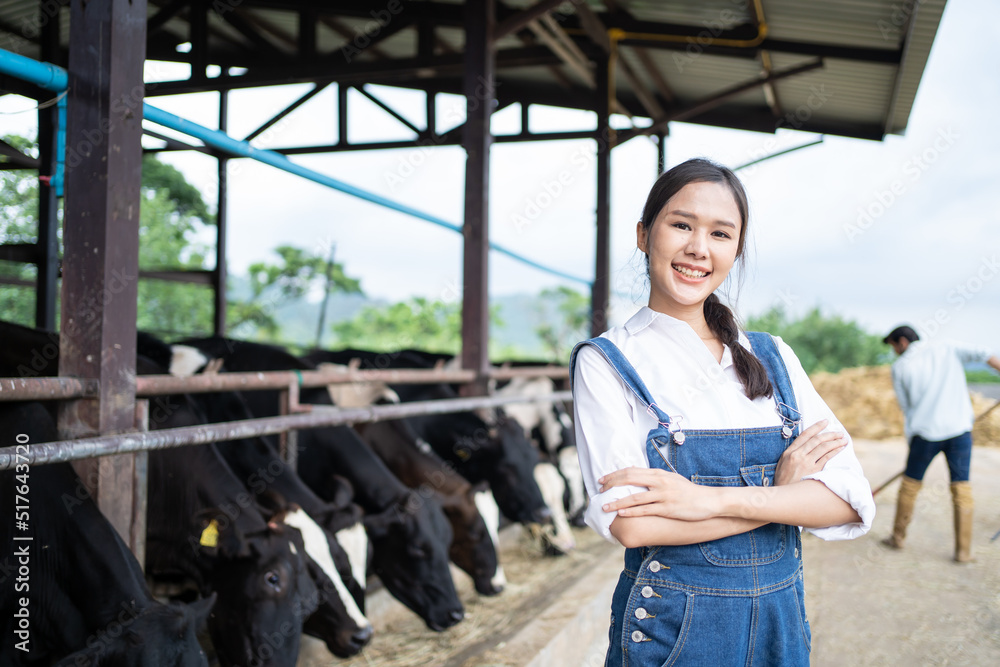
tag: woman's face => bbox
[637,181,742,318]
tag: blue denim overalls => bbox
[571,332,811,666]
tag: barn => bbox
[0,1,949,664]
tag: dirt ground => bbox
[805,437,1000,667]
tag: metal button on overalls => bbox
[648,560,662,572]
[631,630,646,643]
[635,607,648,619]
[641,585,654,598]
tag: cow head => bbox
[361,490,465,631]
[194,503,318,667]
[480,413,552,526]
[54,596,215,667]
[439,482,504,596]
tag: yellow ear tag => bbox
[200,519,220,547]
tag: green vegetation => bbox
[534,286,590,362]
[329,297,507,357]
[0,134,42,326]
[230,245,362,343]
[745,306,889,375]
[966,369,1000,384]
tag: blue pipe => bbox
[0,47,591,286]
[142,105,591,286]
[0,48,67,92]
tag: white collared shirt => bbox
[573,306,875,544]
[891,339,993,441]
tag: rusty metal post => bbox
[214,89,229,335]
[591,56,611,337]
[131,399,149,568]
[61,0,146,546]
[460,0,495,397]
[35,6,60,331]
[656,131,666,176]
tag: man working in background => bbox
[882,325,1000,562]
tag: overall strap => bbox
[745,331,800,425]
[570,337,672,427]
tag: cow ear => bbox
[327,474,355,508]
[194,511,249,559]
[186,592,217,631]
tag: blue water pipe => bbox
[0,47,591,287]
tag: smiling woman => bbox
[570,158,876,667]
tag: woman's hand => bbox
[598,467,719,521]
[775,419,848,486]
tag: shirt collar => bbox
[624,306,738,370]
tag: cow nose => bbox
[351,625,373,648]
[449,609,465,624]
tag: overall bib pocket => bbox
[693,463,786,566]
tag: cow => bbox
[495,376,588,550]
[136,335,373,660]
[354,409,506,596]
[176,337,466,631]
[0,322,371,663]
[304,348,552,528]
[143,397,321,667]
[0,401,213,667]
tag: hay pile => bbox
[808,365,1000,447]
[810,366,903,440]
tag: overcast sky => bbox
[2,0,997,350]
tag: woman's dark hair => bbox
[639,157,772,400]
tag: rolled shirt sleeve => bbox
[775,337,876,540]
[573,344,650,544]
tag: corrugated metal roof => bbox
[0,0,948,141]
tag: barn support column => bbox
[35,7,60,331]
[591,56,612,337]
[656,131,667,176]
[61,0,147,552]
[214,89,229,335]
[460,0,495,397]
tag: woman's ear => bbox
[636,220,647,254]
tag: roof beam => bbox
[144,46,563,95]
[494,0,567,40]
[618,58,825,142]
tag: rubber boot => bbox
[882,475,922,549]
[951,481,974,563]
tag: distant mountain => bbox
[226,274,574,359]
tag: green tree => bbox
[228,245,363,341]
[330,297,504,356]
[136,155,215,338]
[745,306,889,374]
[0,144,218,337]
[534,286,590,361]
[0,134,41,326]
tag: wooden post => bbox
[460,0,495,397]
[61,0,146,553]
[591,56,612,337]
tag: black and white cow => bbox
[177,337,467,631]
[0,322,370,663]
[305,349,553,528]
[137,334,373,659]
[0,401,213,667]
[495,376,587,550]
[143,397,321,667]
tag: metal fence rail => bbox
[0,390,574,470]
